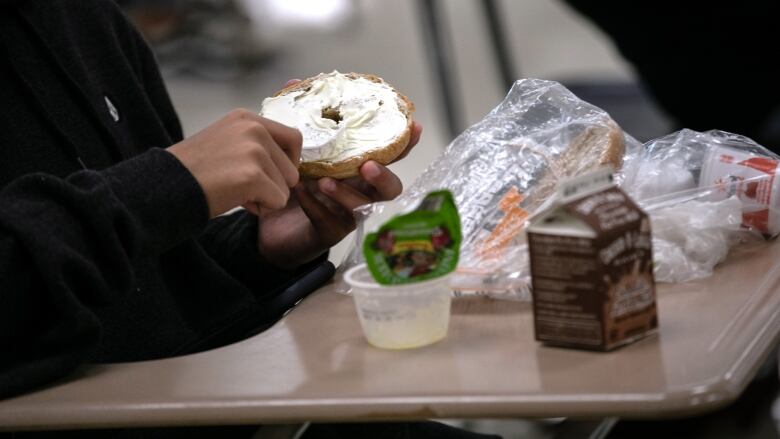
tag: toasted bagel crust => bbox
[269,73,415,179]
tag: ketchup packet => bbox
[363,190,461,285]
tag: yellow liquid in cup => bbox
[355,292,451,349]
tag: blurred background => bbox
[118,1,780,438]
[120,0,677,266]
[120,0,675,183]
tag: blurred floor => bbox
[153,1,776,438]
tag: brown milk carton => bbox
[527,168,657,351]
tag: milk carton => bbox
[527,168,657,351]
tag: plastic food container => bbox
[344,264,452,349]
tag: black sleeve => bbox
[197,211,329,301]
[0,148,209,399]
[134,27,184,143]
[102,0,185,143]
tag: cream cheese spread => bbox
[260,71,408,163]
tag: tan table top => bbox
[2,241,780,431]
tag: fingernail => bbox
[364,162,381,179]
[321,178,337,194]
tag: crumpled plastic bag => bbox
[338,84,780,299]
[623,129,780,283]
[648,196,743,283]
[335,78,640,300]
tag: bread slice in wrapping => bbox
[444,120,626,299]
[336,79,632,301]
[523,121,625,213]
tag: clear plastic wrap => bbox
[335,79,641,300]
[337,82,780,299]
[622,129,780,283]
[648,196,743,283]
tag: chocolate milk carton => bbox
[527,168,657,351]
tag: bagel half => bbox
[261,71,415,179]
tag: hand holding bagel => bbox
[256,73,420,268]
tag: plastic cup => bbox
[344,264,452,349]
[700,144,780,236]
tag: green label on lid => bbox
[363,190,462,285]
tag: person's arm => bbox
[0,148,208,399]
[197,209,328,299]
[1,107,302,399]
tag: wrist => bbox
[257,220,326,270]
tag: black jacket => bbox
[0,0,326,399]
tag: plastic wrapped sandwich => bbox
[336,79,641,300]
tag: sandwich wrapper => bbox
[336,79,780,300]
[337,79,641,300]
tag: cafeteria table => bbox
[1,240,780,432]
